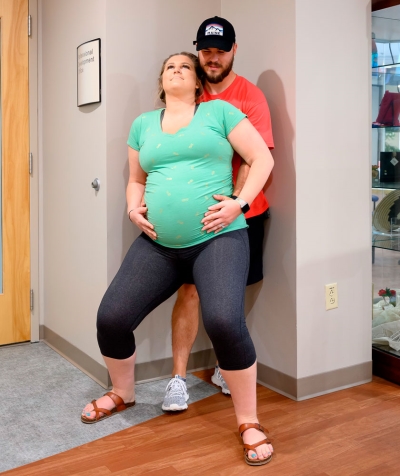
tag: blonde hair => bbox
[158,52,203,103]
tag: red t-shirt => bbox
[200,75,274,218]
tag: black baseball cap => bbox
[193,16,236,52]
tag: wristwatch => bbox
[231,195,250,214]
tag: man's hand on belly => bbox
[201,195,242,234]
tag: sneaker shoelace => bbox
[166,378,186,398]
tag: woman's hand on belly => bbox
[201,194,242,234]
[129,205,157,240]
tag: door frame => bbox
[29,0,39,341]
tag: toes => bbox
[81,404,93,414]
[81,403,95,420]
[82,410,95,420]
[242,428,273,462]
[251,443,273,461]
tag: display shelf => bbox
[372,125,400,129]
[371,15,400,368]
[372,64,400,74]
[372,344,400,385]
[373,236,400,251]
[372,181,400,189]
[371,66,400,129]
[372,16,400,67]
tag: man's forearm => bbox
[233,160,250,196]
[238,156,273,206]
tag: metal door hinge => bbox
[28,15,32,37]
[30,290,34,311]
[29,152,33,175]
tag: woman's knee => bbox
[202,308,242,342]
[97,300,131,338]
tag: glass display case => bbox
[371,16,400,384]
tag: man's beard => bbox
[203,56,234,84]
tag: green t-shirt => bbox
[127,99,247,248]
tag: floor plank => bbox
[3,372,400,475]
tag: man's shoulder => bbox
[235,75,266,99]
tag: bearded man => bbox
[162,16,275,411]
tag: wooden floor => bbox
[4,370,400,475]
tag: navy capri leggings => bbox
[97,228,256,371]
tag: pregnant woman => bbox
[81,51,274,466]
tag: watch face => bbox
[242,203,250,214]
[235,197,250,214]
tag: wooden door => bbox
[0,0,30,345]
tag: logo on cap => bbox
[205,23,223,36]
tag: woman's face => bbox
[162,55,198,98]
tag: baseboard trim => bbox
[257,360,372,401]
[257,361,297,399]
[40,325,216,388]
[135,348,216,384]
[41,325,371,399]
[41,325,111,388]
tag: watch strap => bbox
[233,196,250,214]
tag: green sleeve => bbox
[127,115,143,151]
[215,99,247,136]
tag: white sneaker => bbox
[211,366,231,395]
[162,375,189,411]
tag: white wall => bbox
[104,0,219,364]
[296,0,371,378]
[40,0,371,384]
[223,0,371,380]
[41,0,108,363]
[40,0,220,366]
[222,0,298,377]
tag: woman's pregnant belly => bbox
[145,187,214,248]
[144,164,234,248]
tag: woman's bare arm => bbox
[201,118,274,233]
[126,146,156,240]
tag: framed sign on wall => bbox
[77,38,101,107]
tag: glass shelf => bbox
[373,237,400,251]
[372,181,400,189]
[372,16,400,67]
[373,343,400,358]
[371,129,400,178]
[372,65,400,77]
[372,125,400,129]
[371,76,400,128]
[371,15,400,365]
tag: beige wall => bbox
[223,0,371,381]
[39,0,371,389]
[40,0,220,366]
[295,0,371,378]
[104,0,220,364]
[40,0,108,363]
[222,0,298,377]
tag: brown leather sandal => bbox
[239,423,273,466]
[81,391,136,424]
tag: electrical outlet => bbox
[325,283,338,310]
